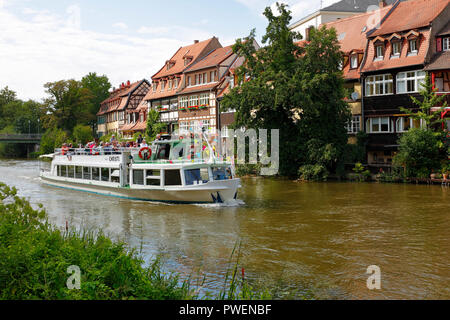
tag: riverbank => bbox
[0,182,280,300]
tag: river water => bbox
[0,159,449,299]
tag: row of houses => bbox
[97,37,256,141]
[320,0,449,166]
[97,0,449,168]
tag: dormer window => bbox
[408,39,418,54]
[168,80,172,89]
[375,45,384,59]
[391,41,401,56]
[184,56,193,66]
[350,54,358,69]
[152,83,157,92]
[443,37,449,51]
[161,81,165,92]
[174,78,178,88]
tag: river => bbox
[0,159,449,299]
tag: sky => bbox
[0,0,341,101]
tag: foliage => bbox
[378,166,407,183]
[344,132,368,164]
[235,164,261,177]
[40,128,69,155]
[72,124,94,145]
[400,75,447,129]
[0,126,26,158]
[221,3,350,177]
[298,164,329,181]
[80,73,112,124]
[146,109,166,141]
[352,163,371,182]
[393,128,444,178]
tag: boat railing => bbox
[55,147,141,156]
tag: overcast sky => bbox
[0,0,340,101]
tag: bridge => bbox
[0,134,43,144]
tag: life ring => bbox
[139,147,152,160]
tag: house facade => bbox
[143,37,223,134]
[360,0,449,166]
[325,4,393,144]
[97,80,150,137]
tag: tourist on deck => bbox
[137,134,143,145]
[110,134,117,143]
[140,140,149,148]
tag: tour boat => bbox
[40,136,241,204]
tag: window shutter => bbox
[437,37,442,52]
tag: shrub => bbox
[393,128,443,178]
[352,162,371,182]
[298,164,329,181]
[72,125,93,145]
[40,127,69,154]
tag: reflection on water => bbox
[1,159,449,299]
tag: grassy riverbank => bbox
[0,182,279,300]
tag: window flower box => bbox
[188,105,199,110]
[199,104,208,109]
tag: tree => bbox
[73,124,94,145]
[81,73,112,123]
[146,109,166,141]
[44,80,93,132]
[400,75,448,129]
[221,3,350,177]
[0,87,18,129]
[393,128,444,178]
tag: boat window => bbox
[164,170,182,186]
[156,144,171,160]
[146,169,161,177]
[57,165,61,177]
[146,178,161,187]
[101,168,110,182]
[185,168,209,185]
[61,166,67,177]
[92,168,100,181]
[75,166,83,179]
[212,167,232,180]
[68,166,75,178]
[133,170,145,185]
[111,170,120,183]
[83,167,91,180]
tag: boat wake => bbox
[195,199,246,208]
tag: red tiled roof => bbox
[177,82,220,95]
[325,6,393,79]
[370,0,449,37]
[97,81,142,116]
[152,38,220,80]
[362,29,431,72]
[119,122,136,132]
[132,121,147,131]
[437,20,450,36]
[185,46,234,73]
[424,50,450,70]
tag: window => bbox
[180,121,189,133]
[408,39,418,53]
[75,166,83,179]
[164,170,182,186]
[92,168,100,181]
[189,95,198,107]
[185,168,209,185]
[168,80,172,89]
[161,81,165,92]
[350,55,358,69]
[83,167,91,180]
[68,166,75,178]
[375,45,384,59]
[101,168,110,182]
[174,78,178,88]
[396,117,425,132]
[391,42,401,56]
[187,76,191,87]
[146,169,161,186]
[347,116,361,134]
[396,70,426,93]
[365,74,393,96]
[367,117,391,133]
[195,75,199,86]
[180,96,189,108]
[199,93,209,106]
[199,74,203,84]
[132,170,144,185]
[212,167,233,180]
[443,37,450,51]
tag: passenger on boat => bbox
[141,140,149,148]
[61,143,69,156]
[110,135,117,144]
[104,143,113,155]
[137,134,143,145]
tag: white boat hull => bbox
[40,173,240,204]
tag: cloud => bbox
[113,22,128,30]
[0,4,215,100]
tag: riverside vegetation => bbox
[1,182,315,300]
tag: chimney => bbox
[379,0,387,8]
[194,40,199,44]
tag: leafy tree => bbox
[40,127,69,154]
[393,128,443,178]
[81,73,112,123]
[0,87,18,129]
[44,80,93,132]
[400,75,448,129]
[221,3,349,177]
[72,124,94,145]
[146,109,166,141]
